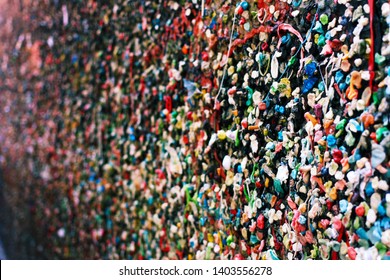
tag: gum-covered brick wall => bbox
[0,0,389,260]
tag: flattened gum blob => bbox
[346,71,362,100]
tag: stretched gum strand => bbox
[304,112,318,125]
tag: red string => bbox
[368,0,375,92]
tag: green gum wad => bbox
[317,35,326,47]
